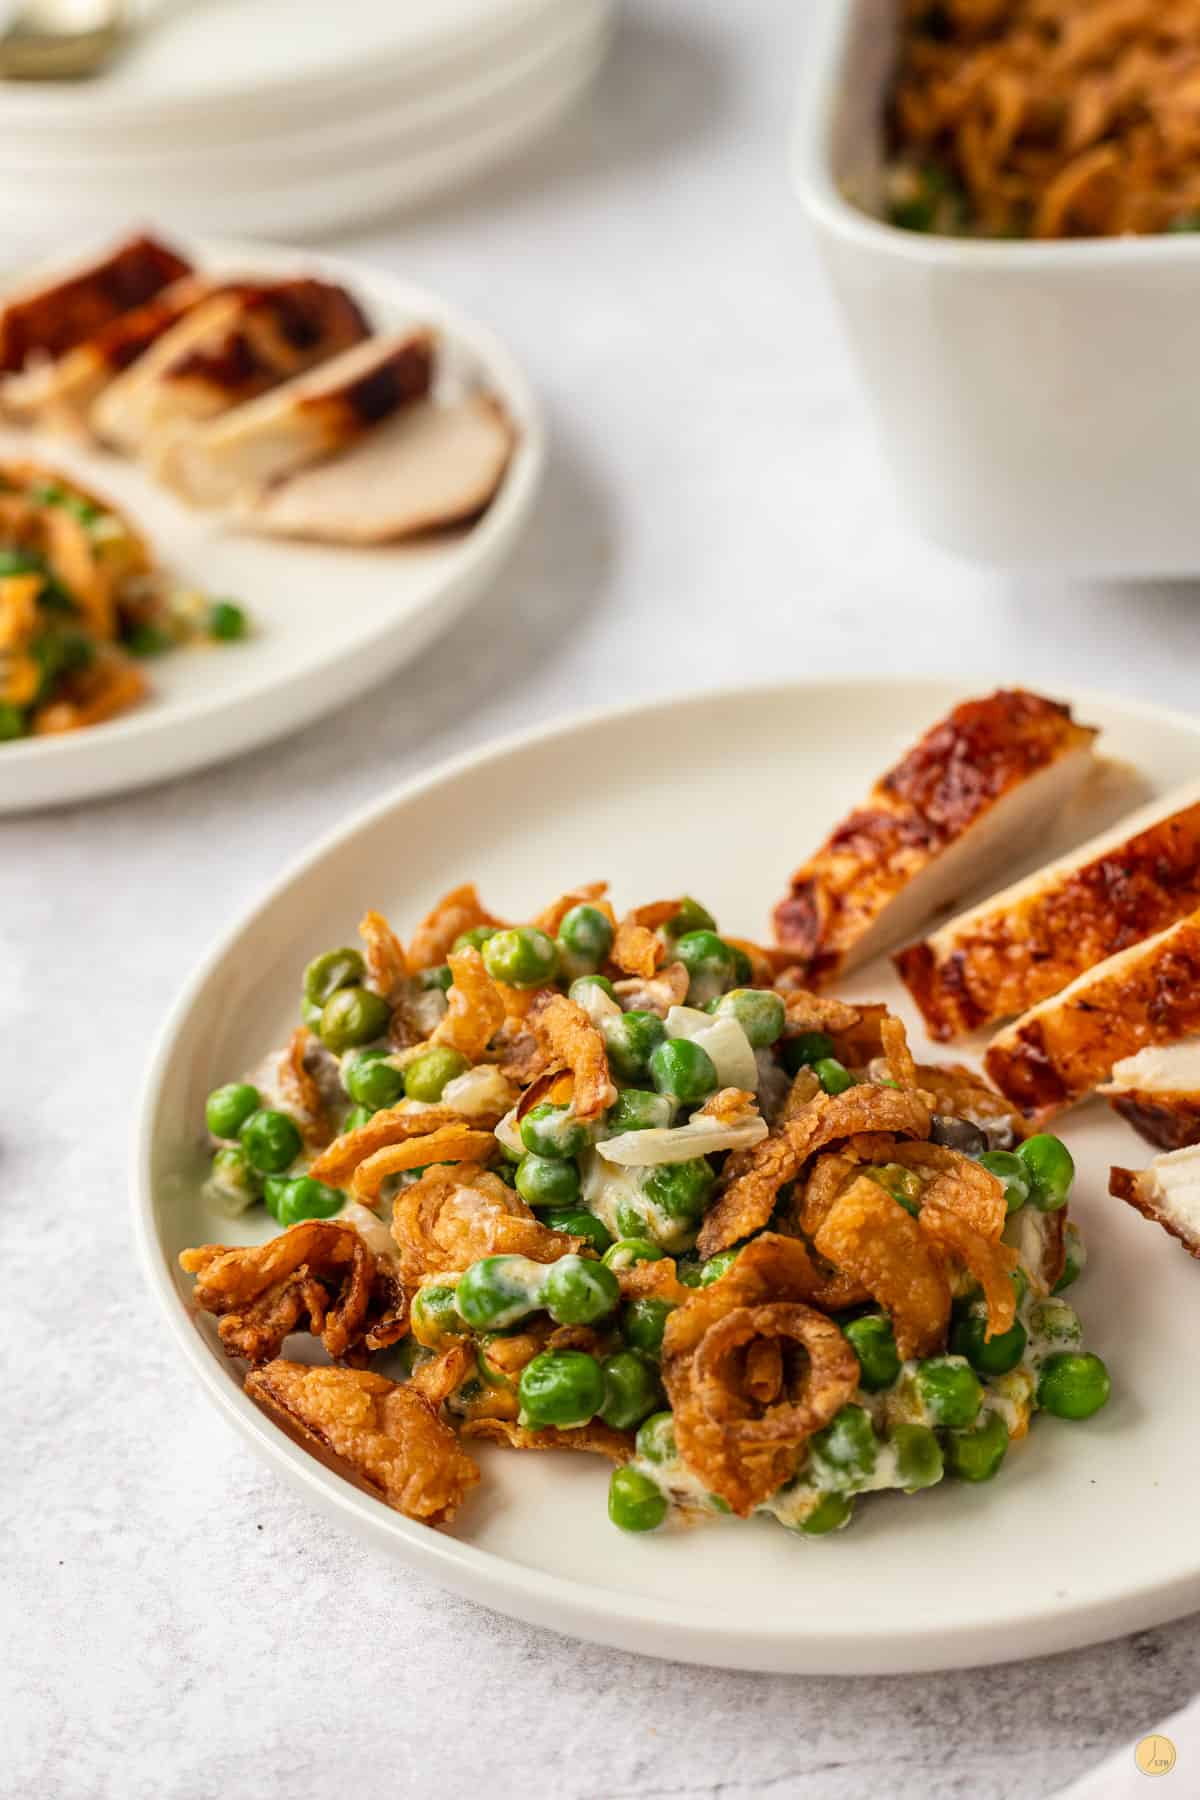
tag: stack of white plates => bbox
[0,0,613,243]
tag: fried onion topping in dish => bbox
[181,874,1108,1538]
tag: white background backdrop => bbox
[8,5,1200,1796]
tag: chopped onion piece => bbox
[598,1116,767,1166]
[442,1064,516,1117]
[338,1199,402,1265]
[664,1006,758,1091]
[577,983,623,1027]
[495,1106,524,1158]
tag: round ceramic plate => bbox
[135,680,1200,1673]
[0,239,542,813]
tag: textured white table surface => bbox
[9,5,1200,1797]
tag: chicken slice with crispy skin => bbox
[773,690,1098,986]
[0,233,190,374]
[246,1360,478,1524]
[1100,1040,1200,1150]
[1111,1146,1200,1260]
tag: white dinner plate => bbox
[0,238,542,813]
[136,679,1200,1673]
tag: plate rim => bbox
[133,675,1200,1673]
[0,235,545,809]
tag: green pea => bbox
[456,1255,542,1330]
[569,973,616,1007]
[520,1101,590,1159]
[713,988,785,1049]
[944,1409,1009,1482]
[643,1157,714,1222]
[698,1248,740,1286]
[208,599,248,640]
[452,924,499,953]
[541,1254,621,1326]
[403,1045,470,1102]
[1017,1133,1074,1212]
[729,946,753,987]
[207,1145,261,1210]
[862,1162,923,1217]
[798,1492,853,1535]
[608,1465,668,1532]
[539,1206,614,1256]
[622,1297,675,1358]
[950,1305,1028,1376]
[608,1089,673,1133]
[602,1238,664,1271]
[977,1149,1031,1216]
[411,1283,465,1347]
[674,1256,703,1287]
[125,621,173,656]
[482,926,559,988]
[318,985,390,1053]
[1029,1297,1082,1351]
[300,998,324,1030]
[343,1048,405,1111]
[649,1037,718,1104]
[0,702,28,740]
[303,946,366,1006]
[1037,1351,1111,1420]
[635,1410,677,1463]
[891,1422,943,1491]
[663,897,717,940]
[342,1103,373,1132]
[205,1081,261,1140]
[781,1031,834,1074]
[239,1107,303,1174]
[599,1350,663,1430]
[274,1175,345,1226]
[516,1152,580,1209]
[556,904,615,975]
[813,1057,854,1096]
[808,1404,877,1486]
[519,1349,606,1428]
[421,963,454,993]
[605,1010,666,1081]
[673,930,737,1005]
[1053,1221,1086,1294]
[915,1356,983,1430]
[842,1314,901,1392]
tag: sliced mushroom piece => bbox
[91,277,369,455]
[1110,1145,1200,1259]
[0,232,190,374]
[153,330,435,506]
[986,907,1200,1120]
[1100,1040,1200,1150]
[772,690,1099,986]
[2,276,218,431]
[896,781,1200,1041]
[234,392,516,545]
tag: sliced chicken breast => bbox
[896,782,1200,1040]
[154,330,435,506]
[1110,1145,1200,1259]
[772,690,1099,986]
[0,233,190,374]
[1,275,217,430]
[91,278,369,455]
[1100,1040,1200,1150]
[235,393,516,545]
[985,907,1200,1119]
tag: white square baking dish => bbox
[794,0,1200,576]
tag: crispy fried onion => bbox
[431,945,505,1060]
[610,898,682,979]
[616,1257,693,1305]
[811,1177,950,1360]
[351,1125,499,1205]
[180,1220,407,1365]
[493,1020,546,1086]
[390,1163,579,1285]
[879,1015,919,1091]
[779,987,861,1035]
[611,961,690,1016]
[358,908,409,1000]
[886,1142,1007,1239]
[278,1027,333,1148]
[533,882,615,937]
[245,1359,478,1524]
[697,1083,931,1257]
[406,883,503,973]
[528,991,615,1119]
[915,1062,1027,1145]
[920,1201,1018,1340]
[308,1103,495,1189]
[661,1233,860,1515]
[461,1416,632,1460]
